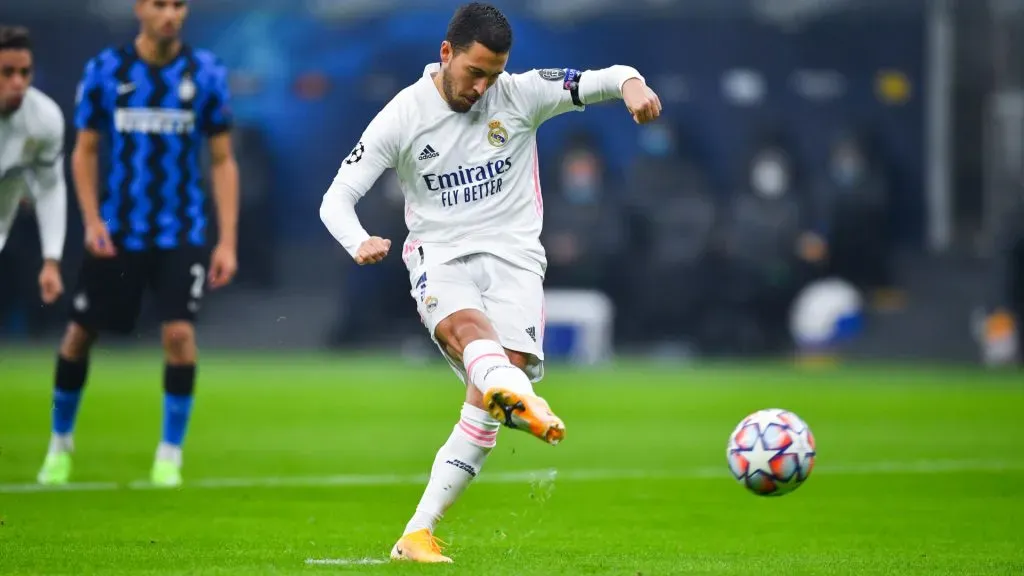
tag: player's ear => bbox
[440,41,452,66]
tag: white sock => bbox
[403,403,500,535]
[156,442,183,467]
[48,433,73,454]
[462,339,534,397]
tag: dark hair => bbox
[446,3,512,55]
[0,26,31,51]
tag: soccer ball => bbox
[726,408,816,496]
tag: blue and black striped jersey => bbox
[74,43,232,251]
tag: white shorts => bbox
[409,253,546,383]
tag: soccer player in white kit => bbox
[319,3,661,563]
[0,25,66,306]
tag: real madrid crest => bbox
[487,120,509,148]
[178,75,196,102]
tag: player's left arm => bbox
[30,100,68,304]
[201,56,239,290]
[512,65,662,126]
[206,133,238,289]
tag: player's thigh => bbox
[410,257,488,344]
[68,251,147,334]
[478,256,546,381]
[151,246,211,324]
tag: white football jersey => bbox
[328,63,634,278]
[0,86,66,259]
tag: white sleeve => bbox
[510,66,645,126]
[31,105,68,261]
[319,102,402,259]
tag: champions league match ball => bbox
[726,408,816,496]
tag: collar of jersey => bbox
[422,62,441,78]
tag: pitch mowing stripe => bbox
[2,459,1023,494]
[304,558,389,566]
[0,481,119,493]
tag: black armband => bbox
[565,70,584,107]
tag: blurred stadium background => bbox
[0,0,1021,365]
[2,2,1024,573]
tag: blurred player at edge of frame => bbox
[36,0,239,489]
[0,25,67,307]
[319,2,662,563]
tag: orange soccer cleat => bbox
[483,387,565,446]
[389,528,453,564]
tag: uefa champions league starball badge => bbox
[178,76,196,102]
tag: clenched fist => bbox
[622,78,662,125]
[356,236,391,265]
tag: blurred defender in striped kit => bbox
[37,0,240,489]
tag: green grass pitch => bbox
[1,351,1022,575]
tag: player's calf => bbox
[152,321,198,487]
[38,322,96,485]
[59,321,96,361]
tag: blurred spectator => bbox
[812,129,894,295]
[622,122,719,344]
[541,130,625,297]
[978,195,1024,365]
[719,132,822,353]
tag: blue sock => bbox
[162,393,194,445]
[53,389,83,435]
[53,356,88,436]
[162,365,196,447]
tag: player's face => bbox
[440,41,507,113]
[0,49,32,114]
[136,0,189,43]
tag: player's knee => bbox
[435,309,498,359]
[504,349,529,371]
[60,323,96,361]
[443,342,463,363]
[161,321,196,362]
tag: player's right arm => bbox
[29,96,68,304]
[319,101,402,265]
[71,130,111,257]
[72,56,115,257]
[509,66,661,127]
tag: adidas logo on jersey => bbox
[418,145,439,160]
[525,326,537,342]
